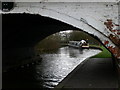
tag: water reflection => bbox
[3,46,101,89]
[69,47,83,57]
[35,46,101,88]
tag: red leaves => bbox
[117,32,120,35]
[104,40,109,45]
[117,30,120,35]
[104,19,120,59]
[111,29,117,32]
[109,34,120,46]
[104,19,114,31]
[104,19,120,34]
[108,46,120,58]
[108,46,115,53]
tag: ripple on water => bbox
[35,47,101,88]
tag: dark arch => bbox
[3,13,78,48]
[3,13,113,71]
[3,13,107,49]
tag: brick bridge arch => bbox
[1,2,120,70]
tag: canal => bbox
[3,46,101,89]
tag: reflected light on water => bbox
[35,46,101,88]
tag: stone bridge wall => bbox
[1,1,120,71]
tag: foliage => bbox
[69,30,100,45]
[35,30,102,53]
[35,33,61,53]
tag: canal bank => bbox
[3,55,42,73]
[54,58,118,89]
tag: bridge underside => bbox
[1,1,120,88]
[1,2,120,79]
[3,14,80,70]
[2,13,120,71]
[3,14,79,48]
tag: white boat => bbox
[68,40,89,49]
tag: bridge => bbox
[1,0,120,88]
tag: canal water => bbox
[3,46,101,89]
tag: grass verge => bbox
[90,45,112,58]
